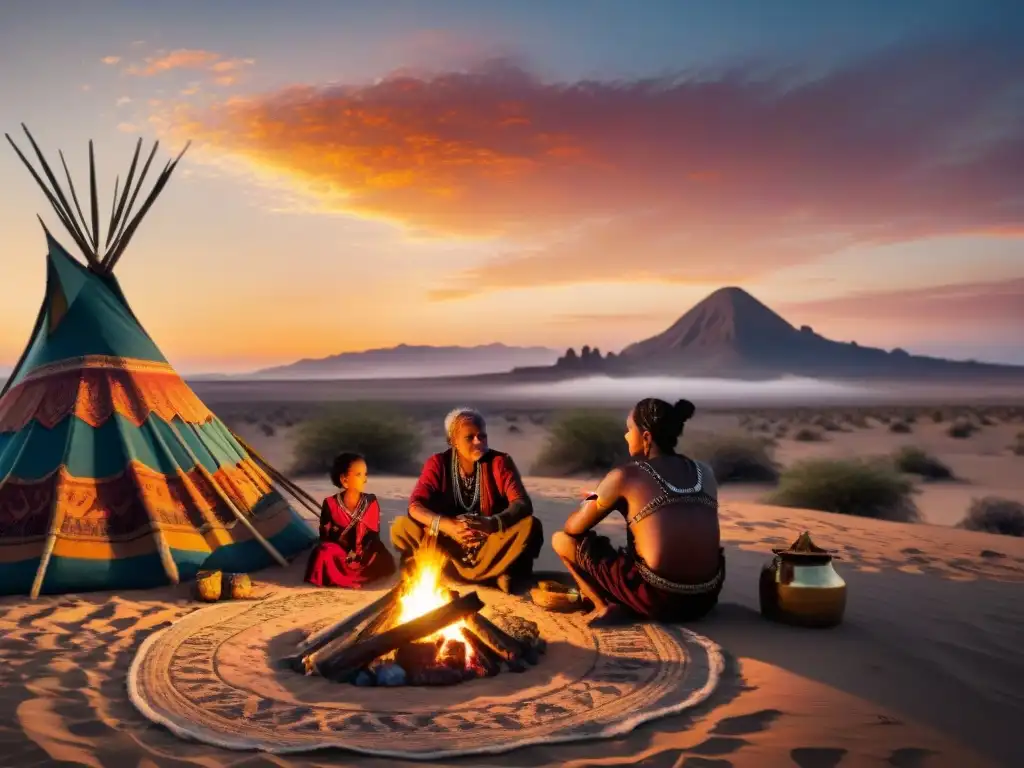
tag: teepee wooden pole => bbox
[229,430,320,511]
[164,429,288,567]
[30,483,68,600]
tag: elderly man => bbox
[390,407,543,593]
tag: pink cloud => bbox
[780,278,1024,329]
[161,35,1024,296]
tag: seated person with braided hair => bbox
[391,407,543,593]
[552,398,725,625]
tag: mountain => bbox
[594,286,1024,381]
[253,343,560,380]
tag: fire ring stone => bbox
[127,587,724,759]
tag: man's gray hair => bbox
[444,407,485,441]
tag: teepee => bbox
[0,125,318,597]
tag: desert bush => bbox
[1011,432,1024,456]
[892,446,952,480]
[978,414,994,426]
[931,410,945,423]
[532,410,627,475]
[774,424,789,438]
[888,420,912,434]
[505,413,519,423]
[956,497,1024,537]
[766,458,920,522]
[793,426,825,442]
[291,405,423,475]
[946,419,976,439]
[508,424,521,434]
[809,415,834,431]
[259,422,276,437]
[846,413,870,428]
[685,432,780,483]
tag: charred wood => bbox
[318,591,484,681]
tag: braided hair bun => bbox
[632,397,696,452]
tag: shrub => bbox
[809,415,840,432]
[793,426,825,442]
[1012,432,1024,456]
[957,497,1024,537]
[259,422,276,437]
[685,432,780,483]
[532,409,627,475]
[892,445,953,480]
[888,420,912,434]
[947,419,976,439]
[766,458,920,522]
[291,404,423,475]
[847,413,870,428]
[931,410,945,423]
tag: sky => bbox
[0,0,1022,373]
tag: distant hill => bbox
[516,287,1024,382]
[253,343,560,380]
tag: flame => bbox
[397,545,474,664]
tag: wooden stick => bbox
[169,424,288,567]
[463,628,500,677]
[230,430,320,512]
[463,613,525,662]
[318,591,484,681]
[282,584,401,669]
[308,592,402,675]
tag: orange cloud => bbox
[126,49,254,84]
[101,55,121,65]
[161,35,1024,297]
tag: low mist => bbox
[495,375,879,407]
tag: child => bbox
[304,452,397,588]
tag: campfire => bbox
[284,546,545,686]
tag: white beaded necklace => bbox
[451,451,481,513]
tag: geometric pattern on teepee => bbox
[0,129,316,597]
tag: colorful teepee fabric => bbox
[0,131,316,597]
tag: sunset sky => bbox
[1,0,1022,373]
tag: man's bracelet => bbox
[428,514,441,537]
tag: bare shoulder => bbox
[595,463,633,496]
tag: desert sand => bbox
[2,400,1023,767]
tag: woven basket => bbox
[195,570,222,602]
[530,580,588,612]
[223,572,253,600]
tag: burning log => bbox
[464,613,526,662]
[318,591,485,682]
[283,585,402,672]
[463,628,501,677]
[439,637,467,670]
[395,639,444,674]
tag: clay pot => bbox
[195,570,222,602]
[223,572,253,600]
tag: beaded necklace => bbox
[451,451,481,514]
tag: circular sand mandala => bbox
[128,587,723,759]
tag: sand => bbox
[2,487,1022,767]
[2,401,1022,766]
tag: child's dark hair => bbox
[330,452,365,488]
[632,398,696,452]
